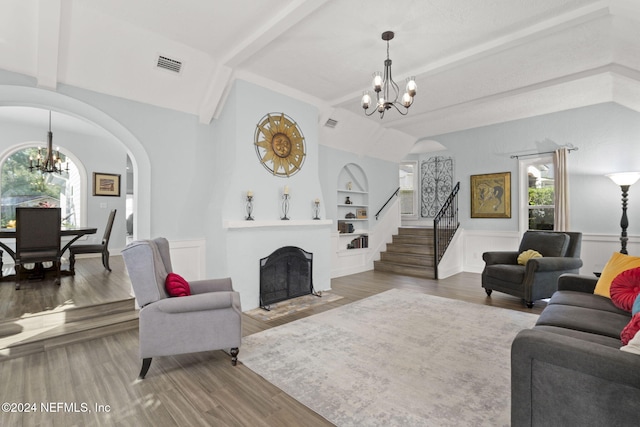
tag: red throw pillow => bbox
[621,312,640,345]
[610,267,640,312]
[165,273,191,297]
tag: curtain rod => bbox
[510,147,578,159]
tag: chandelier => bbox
[29,111,69,174]
[361,31,417,118]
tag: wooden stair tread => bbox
[375,225,437,279]
[373,260,434,278]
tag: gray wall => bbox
[412,103,640,235]
[60,82,216,241]
[0,112,128,250]
[319,145,400,224]
[0,69,400,281]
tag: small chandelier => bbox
[361,31,417,118]
[29,111,69,175]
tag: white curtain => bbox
[553,148,570,231]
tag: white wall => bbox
[0,69,402,309]
[205,80,331,310]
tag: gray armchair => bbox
[482,231,583,307]
[121,237,241,379]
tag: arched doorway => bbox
[0,86,151,327]
[0,85,150,239]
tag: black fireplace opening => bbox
[259,246,314,309]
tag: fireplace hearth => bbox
[259,246,315,310]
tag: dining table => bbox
[0,226,97,278]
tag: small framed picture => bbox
[470,172,511,218]
[356,208,367,219]
[93,172,121,197]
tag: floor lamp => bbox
[606,172,640,254]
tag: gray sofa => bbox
[511,273,640,426]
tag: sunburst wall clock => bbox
[254,112,306,177]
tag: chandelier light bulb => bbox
[372,72,383,92]
[402,92,413,107]
[406,77,417,97]
[361,91,372,109]
[377,98,386,112]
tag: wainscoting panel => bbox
[167,238,206,281]
[463,230,520,274]
[580,234,640,275]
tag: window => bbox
[399,161,418,217]
[524,157,555,230]
[1,146,81,227]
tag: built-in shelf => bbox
[337,164,369,249]
[337,189,367,195]
[224,219,332,229]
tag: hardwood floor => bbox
[0,258,545,426]
[0,256,133,320]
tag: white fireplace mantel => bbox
[223,218,333,310]
[224,219,333,229]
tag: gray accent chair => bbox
[121,237,241,379]
[482,231,583,307]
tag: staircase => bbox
[374,226,435,279]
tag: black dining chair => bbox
[69,209,116,275]
[15,207,62,290]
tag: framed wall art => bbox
[93,172,121,197]
[470,172,511,218]
[356,208,368,219]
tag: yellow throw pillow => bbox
[594,252,640,298]
[517,249,542,265]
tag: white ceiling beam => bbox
[36,0,62,90]
[329,0,612,108]
[396,63,636,131]
[198,64,232,124]
[197,0,330,124]
[220,0,330,68]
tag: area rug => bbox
[244,291,343,321]
[239,288,538,426]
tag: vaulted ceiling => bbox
[1,0,639,159]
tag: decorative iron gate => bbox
[421,156,454,218]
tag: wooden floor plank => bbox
[0,257,546,426]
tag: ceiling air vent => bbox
[324,118,338,128]
[156,55,182,73]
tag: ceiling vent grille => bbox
[324,118,338,128]
[157,55,182,73]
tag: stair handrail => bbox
[433,182,460,279]
[375,187,400,220]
